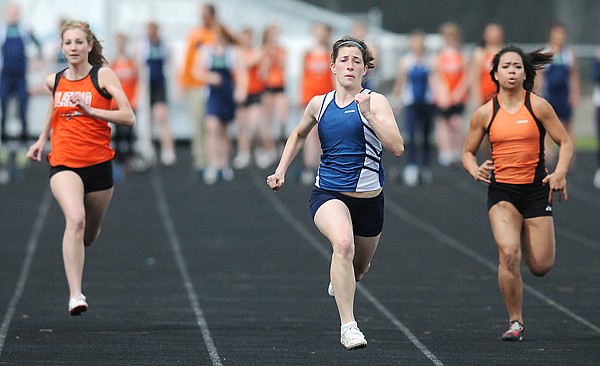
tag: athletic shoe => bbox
[203,167,218,185]
[68,294,88,316]
[255,149,277,169]
[0,168,9,185]
[593,168,600,189]
[403,164,419,187]
[327,282,334,297]
[232,154,251,169]
[220,167,234,182]
[340,321,367,350]
[501,320,524,341]
[160,150,176,166]
[14,147,29,169]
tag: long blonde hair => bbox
[61,20,108,66]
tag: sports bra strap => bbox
[90,65,112,100]
[52,67,68,95]
[486,96,501,134]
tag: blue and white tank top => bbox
[402,53,433,106]
[543,47,574,96]
[315,89,384,192]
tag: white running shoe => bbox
[232,154,251,169]
[68,294,88,316]
[160,150,177,166]
[221,167,234,182]
[403,164,419,187]
[327,282,334,297]
[594,168,600,190]
[340,321,367,350]
[203,167,219,185]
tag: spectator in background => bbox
[232,27,265,170]
[180,4,217,178]
[593,49,600,189]
[299,22,334,184]
[260,23,287,162]
[471,22,504,105]
[0,3,42,184]
[110,32,138,180]
[539,22,580,167]
[391,30,435,186]
[140,21,176,166]
[432,22,469,168]
[470,22,505,161]
[194,24,247,184]
[351,20,379,91]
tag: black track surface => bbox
[1,146,599,365]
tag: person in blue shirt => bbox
[141,21,176,167]
[392,30,435,186]
[539,22,580,166]
[0,3,41,183]
[267,36,404,350]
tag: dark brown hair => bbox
[331,36,375,69]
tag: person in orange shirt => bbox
[27,20,136,316]
[470,23,504,161]
[300,22,334,184]
[110,32,138,178]
[232,27,265,170]
[462,46,573,341]
[259,23,287,166]
[471,23,504,105]
[432,22,469,167]
[180,3,217,177]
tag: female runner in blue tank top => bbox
[267,36,404,350]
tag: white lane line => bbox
[254,178,445,366]
[385,198,600,334]
[0,189,52,356]
[151,173,222,366]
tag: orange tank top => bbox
[49,66,115,168]
[301,50,333,106]
[487,91,546,184]
[437,48,467,102]
[479,50,497,103]
[111,57,138,109]
[243,49,264,95]
[264,46,285,89]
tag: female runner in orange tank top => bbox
[462,46,572,341]
[27,20,135,315]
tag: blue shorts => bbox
[50,160,114,193]
[488,182,552,219]
[309,186,384,237]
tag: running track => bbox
[1,147,599,365]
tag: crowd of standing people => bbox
[0,4,597,189]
